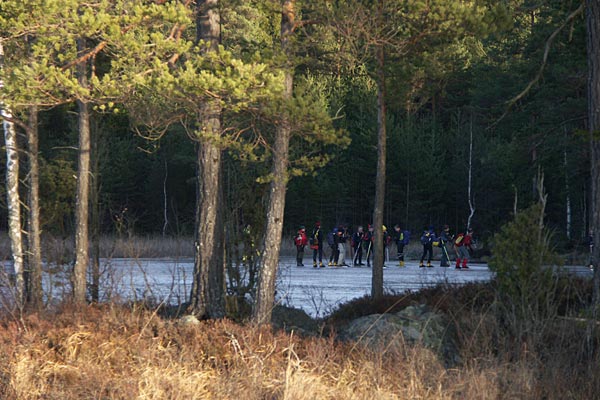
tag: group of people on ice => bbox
[293,222,475,269]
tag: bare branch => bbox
[61,41,108,71]
[492,3,585,127]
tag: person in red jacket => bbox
[454,227,474,269]
[294,226,308,266]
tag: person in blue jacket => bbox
[393,224,410,267]
[419,226,436,268]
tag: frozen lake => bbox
[84,257,498,317]
[6,257,594,318]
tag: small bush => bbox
[488,203,563,354]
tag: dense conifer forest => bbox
[2,1,590,243]
[1,0,598,316]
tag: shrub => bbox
[488,203,563,354]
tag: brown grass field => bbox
[0,280,598,399]
[0,235,598,399]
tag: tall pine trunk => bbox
[0,43,25,307]
[588,0,600,336]
[73,38,91,305]
[252,0,295,325]
[371,1,386,299]
[190,0,225,318]
[26,106,43,309]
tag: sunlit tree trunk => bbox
[190,0,225,318]
[371,0,386,299]
[90,120,101,302]
[253,0,295,325]
[26,106,43,309]
[1,43,25,307]
[73,38,91,305]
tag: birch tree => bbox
[0,43,25,307]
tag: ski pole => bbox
[353,243,360,265]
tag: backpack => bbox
[402,230,411,245]
[454,233,465,246]
[327,232,335,246]
[309,228,319,245]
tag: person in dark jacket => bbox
[328,227,341,266]
[352,226,365,266]
[392,224,409,267]
[439,224,453,267]
[419,226,436,268]
[310,221,324,268]
[363,225,374,267]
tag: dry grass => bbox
[0,298,597,400]
[35,235,196,261]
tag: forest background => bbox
[1,1,589,244]
[3,2,600,397]
[0,0,593,314]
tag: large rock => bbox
[337,304,459,366]
[271,305,320,336]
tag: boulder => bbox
[271,305,320,336]
[178,314,201,326]
[337,304,459,366]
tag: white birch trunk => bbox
[2,108,25,306]
[564,146,572,240]
[466,113,476,230]
[0,43,25,307]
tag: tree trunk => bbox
[252,0,295,325]
[564,143,572,240]
[26,106,43,309]
[190,0,225,319]
[2,107,25,308]
[73,38,91,305]
[90,119,101,302]
[588,0,600,335]
[162,159,168,237]
[0,43,25,308]
[466,112,476,230]
[371,3,386,299]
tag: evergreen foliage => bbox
[0,0,592,259]
[488,201,564,349]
